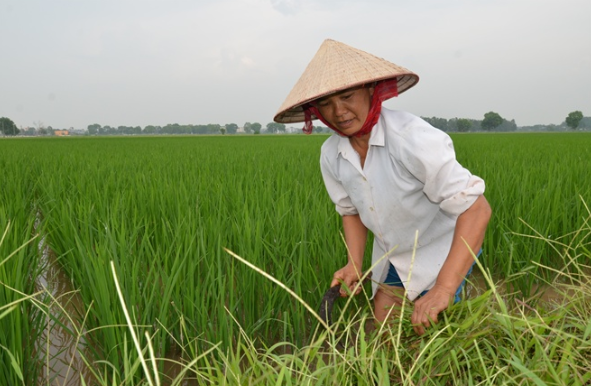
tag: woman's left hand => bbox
[410,195,491,335]
[410,285,454,335]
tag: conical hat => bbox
[274,39,419,124]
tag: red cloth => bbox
[303,80,399,137]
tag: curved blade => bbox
[318,286,341,326]
[318,272,372,327]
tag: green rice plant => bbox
[14,136,340,378]
[0,223,44,386]
[452,132,591,294]
[152,259,589,385]
[11,217,591,385]
[2,132,590,384]
[142,205,587,386]
[0,159,45,384]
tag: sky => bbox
[1,0,590,131]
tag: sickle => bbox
[318,272,372,326]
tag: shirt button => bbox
[370,207,374,211]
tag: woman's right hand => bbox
[330,263,364,297]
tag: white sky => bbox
[1,0,590,130]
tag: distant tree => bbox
[243,122,252,134]
[143,125,157,134]
[207,124,221,134]
[191,125,206,134]
[496,119,518,132]
[23,127,36,136]
[422,117,449,132]
[220,126,226,135]
[0,117,19,135]
[456,118,472,132]
[481,111,503,131]
[266,122,285,133]
[87,123,100,135]
[251,122,262,134]
[225,123,238,134]
[102,125,116,135]
[565,111,583,130]
[165,123,182,134]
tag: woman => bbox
[274,39,491,335]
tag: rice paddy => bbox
[1,132,590,385]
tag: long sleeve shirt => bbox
[320,108,485,300]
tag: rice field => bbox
[1,132,590,385]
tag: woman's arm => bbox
[331,214,368,297]
[411,195,492,334]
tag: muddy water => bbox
[35,236,93,386]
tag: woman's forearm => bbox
[342,214,368,272]
[435,195,492,293]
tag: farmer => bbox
[274,39,491,335]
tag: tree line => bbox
[422,110,588,133]
[1,111,588,137]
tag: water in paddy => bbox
[35,235,92,386]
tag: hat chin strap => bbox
[302,81,398,137]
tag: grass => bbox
[0,132,590,383]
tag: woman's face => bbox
[314,86,374,136]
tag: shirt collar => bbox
[335,113,385,156]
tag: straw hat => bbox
[274,39,419,124]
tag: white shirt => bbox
[320,108,485,300]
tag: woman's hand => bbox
[410,284,454,335]
[330,262,364,297]
[333,214,368,297]
[411,195,491,335]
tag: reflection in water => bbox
[35,229,92,386]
